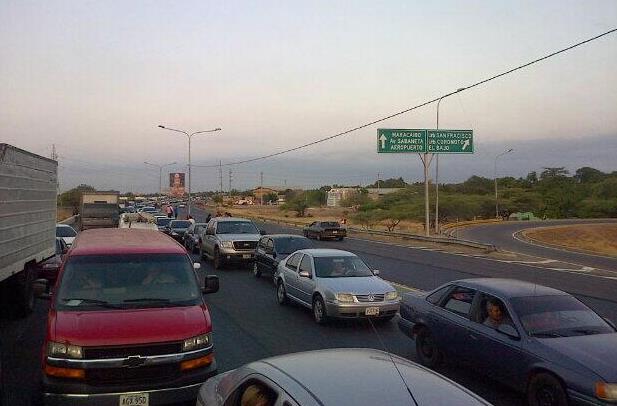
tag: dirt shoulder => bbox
[522,223,617,257]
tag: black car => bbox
[183,222,208,253]
[253,234,313,280]
[165,219,192,242]
[155,216,172,231]
[303,221,347,241]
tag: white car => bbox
[55,224,77,247]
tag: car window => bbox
[170,220,191,228]
[273,237,313,254]
[225,378,278,406]
[472,293,515,329]
[441,286,476,317]
[313,256,373,278]
[56,226,77,238]
[258,237,268,250]
[286,253,302,270]
[216,221,259,234]
[427,285,451,305]
[299,255,312,274]
[266,239,274,251]
[207,221,216,234]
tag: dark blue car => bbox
[398,278,617,406]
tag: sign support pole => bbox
[419,152,433,237]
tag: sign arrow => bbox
[462,139,470,151]
[379,134,388,149]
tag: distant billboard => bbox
[169,172,186,197]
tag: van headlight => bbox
[48,342,83,359]
[385,291,399,301]
[336,293,354,303]
[182,333,212,352]
[220,241,234,249]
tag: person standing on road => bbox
[165,205,173,218]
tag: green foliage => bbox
[367,177,407,188]
[282,197,309,217]
[212,195,223,204]
[263,192,278,203]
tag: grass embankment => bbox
[203,204,425,234]
[524,224,617,257]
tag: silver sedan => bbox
[274,249,400,324]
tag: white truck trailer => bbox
[0,144,57,316]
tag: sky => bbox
[1,0,616,193]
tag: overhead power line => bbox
[192,28,616,169]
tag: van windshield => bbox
[56,254,201,310]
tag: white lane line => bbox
[513,229,617,260]
[388,281,423,293]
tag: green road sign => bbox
[377,129,427,153]
[427,129,473,153]
[377,129,473,153]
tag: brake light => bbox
[180,353,214,371]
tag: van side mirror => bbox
[298,270,310,278]
[193,262,201,270]
[203,275,219,294]
[496,324,520,340]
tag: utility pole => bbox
[494,148,514,218]
[377,172,381,195]
[228,169,233,193]
[218,161,223,193]
[260,171,264,205]
[51,144,58,161]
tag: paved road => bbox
[458,219,617,271]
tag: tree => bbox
[574,167,605,184]
[58,184,96,209]
[212,195,223,204]
[284,197,309,217]
[340,188,371,207]
[263,192,278,204]
[540,167,569,180]
[367,177,407,188]
[526,171,538,184]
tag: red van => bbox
[41,228,219,405]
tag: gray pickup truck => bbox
[199,217,265,269]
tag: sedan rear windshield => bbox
[511,295,614,337]
[314,256,373,278]
[320,222,340,228]
[274,237,313,254]
[55,254,201,311]
[170,220,191,228]
[56,226,77,237]
[217,221,259,234]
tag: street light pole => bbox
[157,125,221,216]
[494,148,513,219]
[144,161,177,195]
[434,87,465,234]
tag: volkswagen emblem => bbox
[124,355,146,368]
[368,294,375,302]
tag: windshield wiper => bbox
[571,328,601,336]
[124,298,171,303]
[61,298,121,309]
[531,331,566,338]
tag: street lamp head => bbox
[215,128,221,131]
[456,87,466,92]
[507,148,513,153]
[158,125,165,129]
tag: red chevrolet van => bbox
[41,228,219,405]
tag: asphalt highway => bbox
[458,219,617,271]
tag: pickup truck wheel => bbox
[415,327,442,368]
[253,262,261,278]
[276,281,288,305]
[213,248,224,270]
[528,373,568,406]
[312,296,328,324]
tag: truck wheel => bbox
[10,264,36,317]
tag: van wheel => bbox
[415,327,443,368]
[253,262,261,278]
[213,248,224,270]
[528,373,568,406]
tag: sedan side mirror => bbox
[203,275,219,294]
[372,269,380,276]
[496,324,520,340]
[193,262,201,270]
[298,270,311,278]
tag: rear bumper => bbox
[325,301,399,318]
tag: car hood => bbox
[540,333,617,381]
[318,276,395,294]
[50,305,210,346]
[217,233,260,242]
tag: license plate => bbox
[365,307,380,316]
[332,231,338,234]
[242,254,252,259]
[119,393,149,406]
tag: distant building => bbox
[366,188,403,200]
[327,188,359,207]
[252,186,285,205]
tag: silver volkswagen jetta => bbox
[274,249,400,323]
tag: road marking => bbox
[388,281,423,294]
[512,229,617,260]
